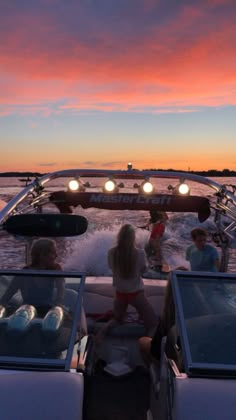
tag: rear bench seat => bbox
[0,274,166,338]
[83,277,167,337]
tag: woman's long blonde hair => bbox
[113,224,137,279]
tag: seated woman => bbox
[96,224,157,341]
[0,239,87,359]
[0,238,87,333]
[1,238,64,311]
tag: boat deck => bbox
[84,365,150,420]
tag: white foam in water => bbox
[64,227,119,275]
[63,214,199,275]
[64,223,155,275]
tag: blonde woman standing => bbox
[97,224,157,340]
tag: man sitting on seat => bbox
[186,227,220,272]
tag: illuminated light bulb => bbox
[104,180,116,192]
[68,179,80,191]
[142,181,154,194]
[177,183,190,195]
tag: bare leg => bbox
[113,298,128,322]
[138,336,152,366]
[155,241,162,265]
[131,291,157,336]
[95,298,128,343]
[95,318,118,344]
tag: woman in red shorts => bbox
[96,224,157,341]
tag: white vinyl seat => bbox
[83,278,166,336]
[0,371,84,420]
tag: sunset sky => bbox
[1,0,236,172]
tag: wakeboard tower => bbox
[0,166,236,274]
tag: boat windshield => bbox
[0,269,85,371]
[171,271,236,377]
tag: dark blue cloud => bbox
[2,0,235,50]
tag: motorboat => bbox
[0,167,236,420]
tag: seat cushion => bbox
[83,278,167,318]
[0,371,84,420]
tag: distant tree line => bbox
[0,172,44,177]
[143,168,236,177]
[0,169,236,177]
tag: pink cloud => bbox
[0,2,236,115]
